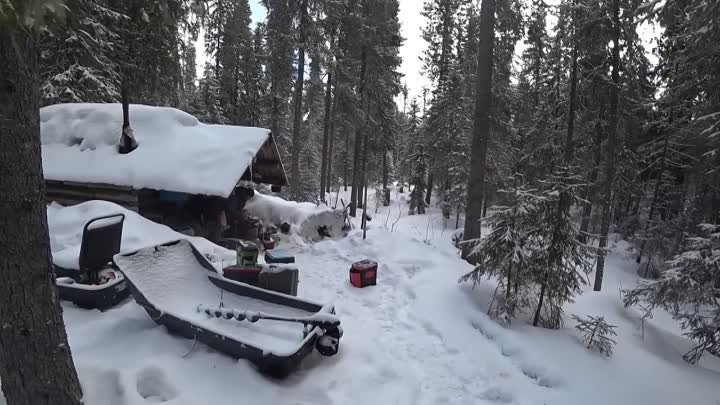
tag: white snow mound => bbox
[48,200,233,269]
[41,103,271,197]
[244,192,348,242]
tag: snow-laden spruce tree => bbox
[40,0,121,105]
[531,170,595,328]
[624,224,720,364]
[407,99,427,215]
[461,170,595,328]
[191,63,228,124]
[459,180,544,323]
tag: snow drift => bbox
[40,103,271,197]
[244,192,349,242]
[48,200,234,269]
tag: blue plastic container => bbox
[265,249,295,264]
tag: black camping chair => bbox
[55,214,126,282]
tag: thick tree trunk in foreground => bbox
[289,0,309,198]
[594,0,621,291]
[462,0,496,256]
[0,27,83,405]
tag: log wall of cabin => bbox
[45,180,140,211]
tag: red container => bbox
[350,260,377,288]
[263,237,276,250]
[223,265,261,285]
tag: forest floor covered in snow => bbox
[3,188,720,405]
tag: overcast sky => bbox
[397,0,431,106]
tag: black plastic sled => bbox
[115,239,342,378]
[55,214,130,310]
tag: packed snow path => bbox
[3,191,717,405]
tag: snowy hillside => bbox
[4,191,717,405]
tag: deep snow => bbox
[2,189,719,405]
[40,103,271,197]
[48,200,234,269]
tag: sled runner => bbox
[115,239,341,377]
[54,214,130,310]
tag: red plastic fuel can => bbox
[350,260,377,288]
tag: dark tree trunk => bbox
[358,174,365,209]
[579,110,604,242]
[290,0,309,198]
[532,277,547,327]
[351,42,368,216]
[556,1,579,233]
[0,26,83,405]
[344,124,349,192]
[213,0,224,75]
[319,66,333,202]
[482,193,488,218]
[425,172,434,205]
[350,128,361,216]
[270,96,282,149]
[637,112,671,266]
[383,148,388,189]
[594,0,621,292]
[462,0,496,257]
[564,1,579,164]
[362,126,370,238]
[326,87,337,193]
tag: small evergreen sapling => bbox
[530,170,596,329]
[572,314,618,356]
[459,182,544,323]
[624,224,720,363]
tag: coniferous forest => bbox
[1,0,719,403]
[36,0,720,352]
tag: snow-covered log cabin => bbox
[40,103,288,241]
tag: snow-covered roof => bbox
[41,103,286,198]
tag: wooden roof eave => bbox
[240,132,289,187]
